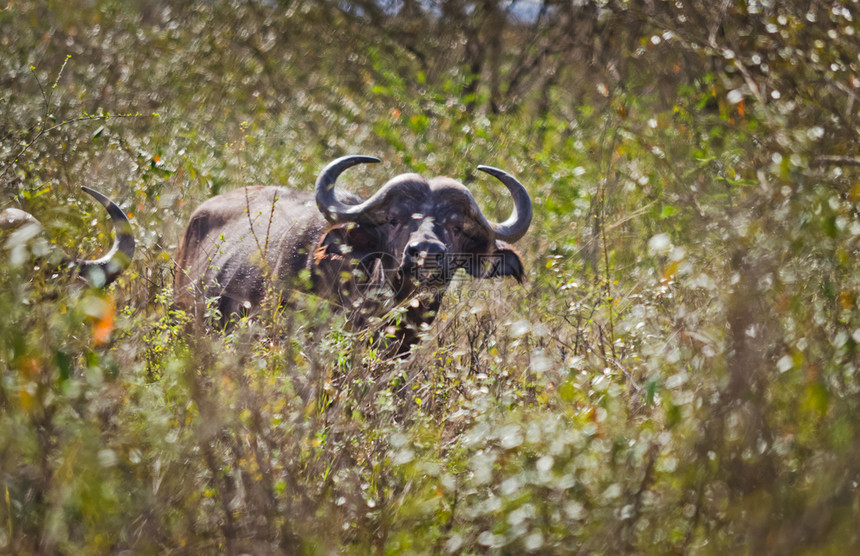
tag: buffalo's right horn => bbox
[0,207,41,231]
[315,155,383,222]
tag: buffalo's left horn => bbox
[76,186,135,286]
[474,166,533,243]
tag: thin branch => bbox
[811,155,860,168]
[1,113,146,181]
[29,65,49,117]
[599,123,621,360]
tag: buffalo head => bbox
[311,156,532,349]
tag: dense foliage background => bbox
[2,0,859,553]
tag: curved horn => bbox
[76,186,136,287]
[315,155,383,222]
[0,207,41,231]
[474,166,533,243]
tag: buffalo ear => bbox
[313,223,382,267]
[467,240,525,283]
[311,223,382,294]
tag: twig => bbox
[1,112,146,181]
[810,155,860,168]
[599,124,620,360]
[29,64,49,117]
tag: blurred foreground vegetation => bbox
[2,0,860,553]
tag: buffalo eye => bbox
[388,217,399,229]
[452,225,462,235]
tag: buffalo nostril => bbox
[408,242,446,258]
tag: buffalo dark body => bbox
[174,156,532,353]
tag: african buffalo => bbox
[1,187,135,287]
[174,155,532,353]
